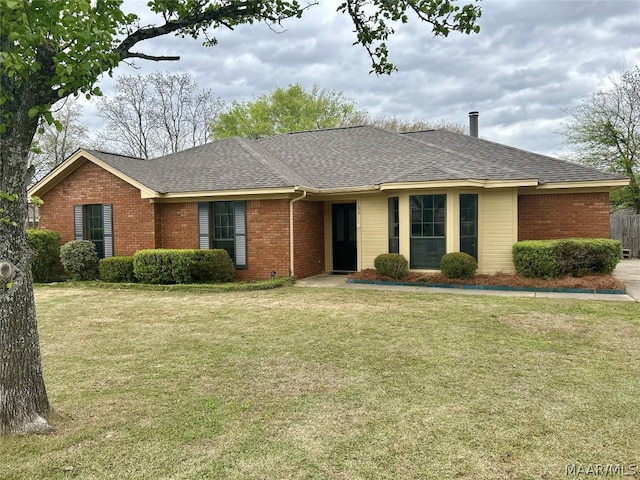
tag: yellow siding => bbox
[359,196,389,269]
[479,189,517,273]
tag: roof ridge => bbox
[235,137,316,188]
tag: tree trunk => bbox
[0,118,51,434]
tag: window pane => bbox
[212,201,235,261]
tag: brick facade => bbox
[293,200,325,279]
[38,161,325,280]
[518,192,610,240]
[39,161,156,255]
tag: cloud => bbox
[81,0,640,158]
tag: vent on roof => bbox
[469,111,479,137]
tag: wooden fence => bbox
[610,214,640,258]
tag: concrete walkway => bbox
[296,259,640,302]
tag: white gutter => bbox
[289,189,308,277]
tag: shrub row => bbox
[512,238,621,278]
[132,249,234,284]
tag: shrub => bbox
[374,253,408,280]
[190,249,235,283]
[440,252,478,279]
[99,257,136,283]
[133,249,235,284]
[513,238,621,278]
[556,238,621,276]
[59,240,99,280]
[26,229,61,282]
[512,240,561,278]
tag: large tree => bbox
[0,0,481,435]
[211,84,367,139]
[562,66,640,213]
[97,72,225,159]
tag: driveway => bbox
[613,259,640,301]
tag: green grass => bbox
[2,286,639,479]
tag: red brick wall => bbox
[237,199,291,280]
[38,160,156,255]
[158,202,199,249]
[518,192,610,240]
[293,200,325,278]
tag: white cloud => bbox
[81,0,640,158]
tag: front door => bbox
[332,203,357,272]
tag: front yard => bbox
[2,285,639,479]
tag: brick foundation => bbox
[518,192,610,240]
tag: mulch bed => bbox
[348,269,626,291]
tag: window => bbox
[460,194,478,260]
[73,204,113,259]
[198,201,247,268]
[388,197,399,254]
[409,195,446,269]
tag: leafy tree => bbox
[29,97,88,182]
[0,0,481,435]
[211,84,367,139]
[96,72,225,159]
[562,66,640,212]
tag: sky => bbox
[81,0,640,158]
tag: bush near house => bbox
[133,249,235,284]
[513,238,621,278]
[440,252,478,279]
[99,256,136,283]
[60,240,100,281]
[374,253,409,280]
[26,229,61,282]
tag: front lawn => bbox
[2,286,639,479]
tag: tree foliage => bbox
[562,66,640,213]
[211,84,367,139]
[96,72,225,158]
[366,115,467,134]
[0,0,481,435]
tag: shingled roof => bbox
[35,125,628,196]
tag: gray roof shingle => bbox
[85,125,627,194]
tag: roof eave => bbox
[379,179,540,190]
[536,179,630,190]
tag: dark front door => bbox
[332,203,357,272]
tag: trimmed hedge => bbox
[374,253,409,280]
[26,229,61,282]
[513,238,621,278]
[440,252,478,279]
[60,240,100,280]
[99,256,136,283]
[133,249,235,284]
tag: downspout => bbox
[289,189,307,278]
